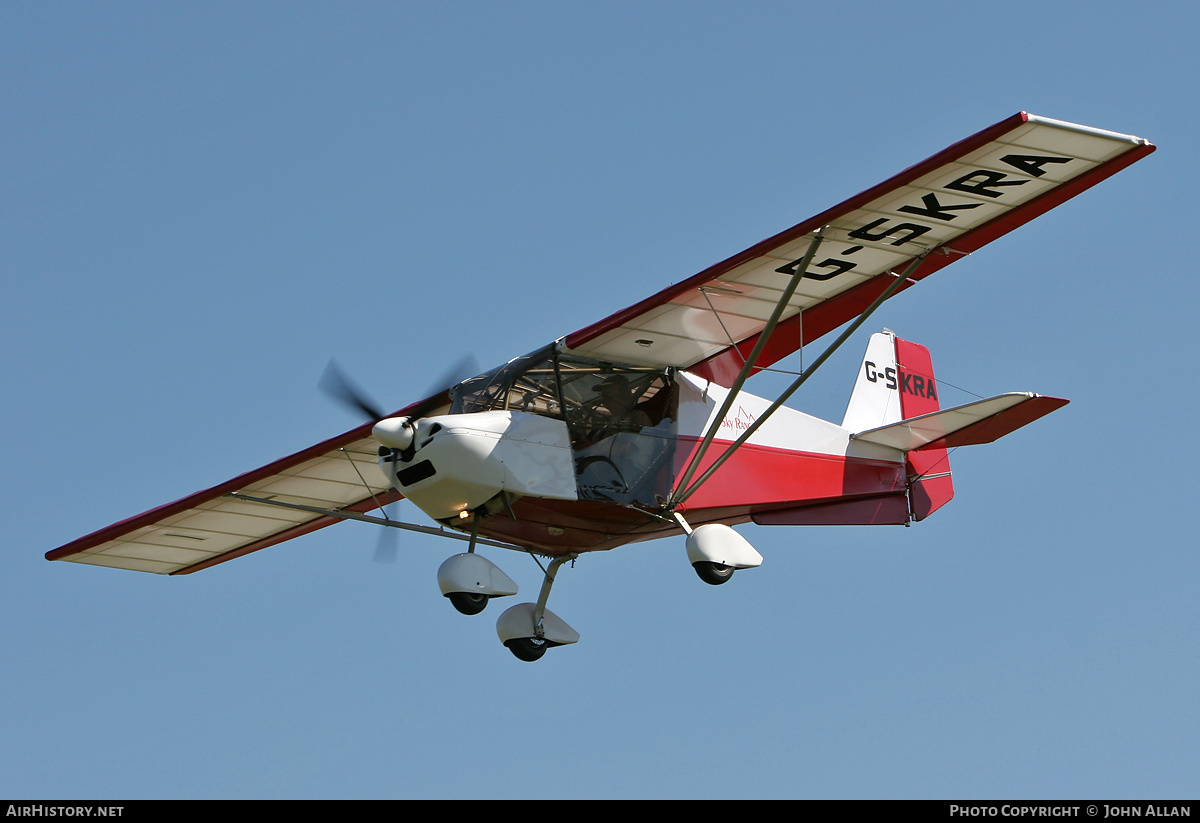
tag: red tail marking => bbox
[894,337,954,520]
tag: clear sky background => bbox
[3,2,1195,800]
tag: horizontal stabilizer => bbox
[850,393,1068,452]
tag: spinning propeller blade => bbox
[319,355,482,560]
[319,354,481,423]
[319,360,386,421]
[373,501,400,564]
[403,353,482,421]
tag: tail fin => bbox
[843,330,954,520]
[842,330,903,433]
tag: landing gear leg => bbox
[446,512,489,614]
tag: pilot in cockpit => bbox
[594,374,651,433]
[575,372,675,503]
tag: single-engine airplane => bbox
[49,113,1154,661]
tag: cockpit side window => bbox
[556,356,678,506]
[556,361,672,448]
[451,347,675,431]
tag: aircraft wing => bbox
[45,405,432,575]
[561,113,1154,386]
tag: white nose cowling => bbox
[372,417,415,450]
[375,411,579,522]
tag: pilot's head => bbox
[597,375,636,409]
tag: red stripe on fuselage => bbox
[672,437,906,512]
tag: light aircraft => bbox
[49,113,1154,661]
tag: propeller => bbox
[320,353,482,427]
[406,353,484,421]
[373,501,400,564]
[319,360,387,421]
[318,354,483,560]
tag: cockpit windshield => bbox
[452,346,562,418]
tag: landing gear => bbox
[693,561,735,586]
[437,545,518,616]
[683,522,763,585]
[495,555,580,662]
[447,591,489,615]
[504,637,548,662]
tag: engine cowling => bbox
[376,410,578,521]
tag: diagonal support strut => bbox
[670,250,933,508]
[669,227,828,506]
[225,492,523,552]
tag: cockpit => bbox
[451,345,678,506]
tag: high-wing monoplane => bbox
[49,113,1154,661]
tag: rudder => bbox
[894,336,954,520]
[844,330,954,520]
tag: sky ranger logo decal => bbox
[719,406,756,432]
[775,152,1076,282]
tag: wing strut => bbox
[670,228,828,504]
[668,249,932,508]
[225,492,524,552]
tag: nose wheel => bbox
[692,560,735,585]
[447,591,489,615]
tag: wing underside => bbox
[47,420,406,575]
[561,113,1154,386]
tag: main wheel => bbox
[505,637,548,662]
[447,591,488,615]
[693,561,735,586]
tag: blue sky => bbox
[3,1,1196,799]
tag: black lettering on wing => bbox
[898,193,982,221]
[775,244,862,281]
[944,170,1028,198]
[1000,154,1073,177]
[849,218,932,246]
